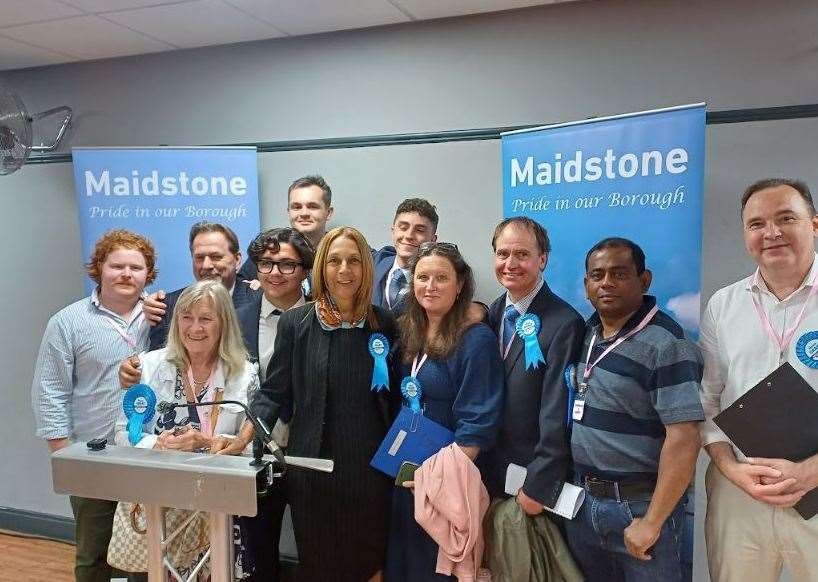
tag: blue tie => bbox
[503,305,520,351]
[388,269,406,308]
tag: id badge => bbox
[572,398,586,421]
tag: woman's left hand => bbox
[157,427,211,452]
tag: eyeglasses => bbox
[256,259,303,275]
[417,241,459,256]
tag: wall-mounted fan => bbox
[0,88,72,175]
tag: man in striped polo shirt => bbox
[32,229,155,582]
[564,237,704,582]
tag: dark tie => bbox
[271,309,282,317]
[503,304,520,352]
[388,269,407,308]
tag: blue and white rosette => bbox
[400,376,423,413]
[123,383,157,445]
[369,333,390,392]
[796,330,818,369]
[516,313,546,370]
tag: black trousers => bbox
[240,477,288,581]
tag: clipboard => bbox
[713,362,818,519]
[370,406,455,478]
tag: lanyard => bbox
[750,270,818,356]
[102,311,144,352]
[186,366,216,436]
[583,305,658,382]
[411,353,429,378]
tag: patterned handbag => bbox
[107,501,210,573]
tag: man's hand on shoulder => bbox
[143,290,167,326]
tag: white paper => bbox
[504,463,585,520]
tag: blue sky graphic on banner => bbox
[73,147,260,294]
[502,104,705,334]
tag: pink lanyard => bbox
[102,311,144,352]
[750,270,818,356]
[583,305,658,383]
[187,367,216,436]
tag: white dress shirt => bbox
[699,253,818,454]
[259,294,306,378]
[500,275,545,352]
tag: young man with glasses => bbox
[218,227,314,582]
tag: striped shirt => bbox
[31,289,148,443]
[571,296,704,482]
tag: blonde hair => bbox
[311,227,378,328]
[165,279,248,381]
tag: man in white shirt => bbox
[226,227,313,582]
[32,229,155,582]
[700,178,818,581]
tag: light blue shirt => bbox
[31,289,148,442]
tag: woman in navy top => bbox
[386,242,504,582]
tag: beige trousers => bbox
[704,462,818,582]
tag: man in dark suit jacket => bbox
[233,227,314,582]
[483,217,585,513]
[145,221,259,350]
[372,198,439,316]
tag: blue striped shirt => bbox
[570,296,704,482]
[31,290,148,443]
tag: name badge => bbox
[572,399,586,421]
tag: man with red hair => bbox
[32,229,155,582]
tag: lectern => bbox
[52,442,264,582]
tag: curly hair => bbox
[86,229,157,285]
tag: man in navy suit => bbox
[483,217,585,515]
[143,221,258,350]
[372,198,438,316]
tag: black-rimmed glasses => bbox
[256,259,303,275]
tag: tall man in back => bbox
[483,217,585,515]
[32,229,155,582]
[700,178,818,581]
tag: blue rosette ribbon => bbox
[516,313,546,370]
[563,364,577,429]
[400,376,423,413]
[368,333,390,392]
[122,383,157,445]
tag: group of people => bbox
[32,174,818,582]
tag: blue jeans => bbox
[564,492,685,582]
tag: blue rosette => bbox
[368,333,390,392]
[516,313,546,370]
[796,330,818,369]
[400,376,423,413]
[122,383,157,445]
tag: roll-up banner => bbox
[501,104,705,335]
[72,147,260,294]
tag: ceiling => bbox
[0,0,579,72]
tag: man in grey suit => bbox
[483,217,585,513]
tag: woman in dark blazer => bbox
[247,226,398,582]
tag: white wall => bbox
[2,1,817,579]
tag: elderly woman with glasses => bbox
[246,226,399,582]
[386,242,505,582]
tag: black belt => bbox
[582,476,655,501]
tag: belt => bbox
[582,476,655,501]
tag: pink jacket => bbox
[414,443,490,582]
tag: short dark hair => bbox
[288,175,332,208]
[585,237,646,275]
[247,227,315,270]
[393,198,439,231]
[188,221,240,255]
[741,178,815,215]
[491,217,551,254]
